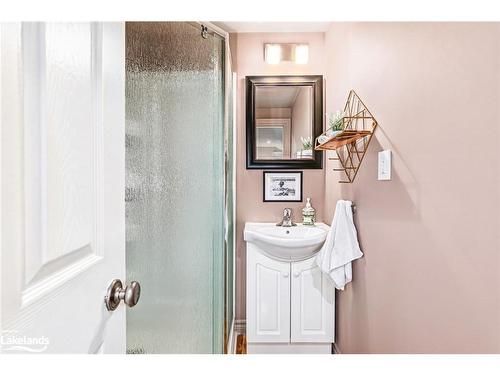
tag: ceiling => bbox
[213,22,331,33]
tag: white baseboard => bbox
[234,319,246,333]
[332,342,341,354]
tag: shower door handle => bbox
[105,279,141,311]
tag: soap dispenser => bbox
[302,197,316,226]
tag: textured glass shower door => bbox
[125,22,225,353]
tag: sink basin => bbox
[244,222,330,261]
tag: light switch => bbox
[378,150,391,181]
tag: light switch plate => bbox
[378,150,391,180]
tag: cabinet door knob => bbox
[283,272,289,278]
[293,271,300,278]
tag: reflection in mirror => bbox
[255,86,313,160]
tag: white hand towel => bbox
[316,200,363,290]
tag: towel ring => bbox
[352,204,356,214]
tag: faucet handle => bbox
[277,208,295,226]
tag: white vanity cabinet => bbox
[290,256,334,343]
[246,246,291,343]
[246,239,335,354]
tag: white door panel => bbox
[1,22,125,353]
[291,257,334,343]
[247,245,290,343]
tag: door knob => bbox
[293,271,300,278]
[105,279,141,311]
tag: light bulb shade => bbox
[294,44,309,64]
[264,44,282,64]
[264,43,309,64]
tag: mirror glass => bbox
[255,86,314,160]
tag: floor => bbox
[236,334,247,354]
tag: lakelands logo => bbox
[0,330,49,353]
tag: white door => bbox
[291,257,334,343]
[246,245,290,343]
[1,22,126,353]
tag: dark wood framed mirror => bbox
[246,75,323,169]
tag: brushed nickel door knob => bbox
[105,279,141,311]
[124,281,141,307]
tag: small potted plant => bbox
[329,110,344,133]
[299,136,313,158]
[317,110,345,144]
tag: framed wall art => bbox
[263,171,303,202]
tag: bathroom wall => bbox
[323,23,500,353]
[234,32,326,320]
[256,107,291,119]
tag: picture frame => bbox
[263,171,303,202]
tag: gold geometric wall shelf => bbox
[315,90,378,183]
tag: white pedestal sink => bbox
[244,221,335,354]
[244,222,330,261]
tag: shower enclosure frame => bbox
[125,21,235,354]
[196,21,236,354]
[197,20,236,355]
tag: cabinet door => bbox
[291,257,335,343]
[247,245,290,343]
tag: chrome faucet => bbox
[277,208,296,227]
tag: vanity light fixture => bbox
[294,44,309,64]
[264,44,282,64]
[264,43,309,64]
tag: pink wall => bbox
[291,87,313,157]
[256,108,291,119]
[234,32,326,320]
[323,23,500,353]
